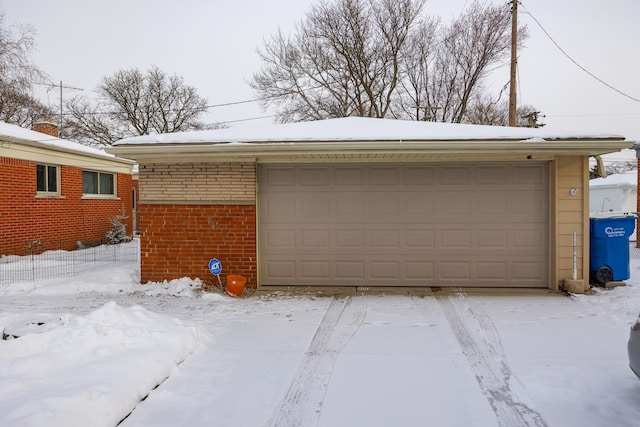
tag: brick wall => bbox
[139,162,255,202]
[0,157,133,256]
[139,204,257,287]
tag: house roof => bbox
[0,121,129,160]
[590,170,637,189]
[0,121,135,172]
[107,117,633,163]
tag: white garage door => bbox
[259,164,549,287]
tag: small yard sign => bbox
[209,258,222,275]
[209,258,223,287]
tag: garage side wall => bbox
[553,156,589,290]
[138,162,257,287]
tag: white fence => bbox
[0,240,139,285]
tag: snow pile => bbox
[0,302,210,427]
[141,277,204,298]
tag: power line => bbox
[521,3,640,103]
[205,98,261,108]
[547,112,640,118]
[212,114,278,126]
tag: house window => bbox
[83,170,115,196]
[36,164,59,194]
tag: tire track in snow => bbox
[265,295,367,427]
[436,293,548,427]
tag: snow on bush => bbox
[105,214,132,245]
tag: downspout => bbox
[573,231,577,281]
[594,155,607,178]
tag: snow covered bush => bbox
[105,214,132,244]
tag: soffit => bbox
[106,138,633,164]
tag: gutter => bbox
[1,135,136,166]
[106,138,633,162]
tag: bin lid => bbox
[590,211,637,220]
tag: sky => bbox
[2,0,639,149]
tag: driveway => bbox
[114,289,640,427]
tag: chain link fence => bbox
[0,240,139,286]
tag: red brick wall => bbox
[139,204,256,288]
[0,157,133,255]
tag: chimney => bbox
[33,118,59,138]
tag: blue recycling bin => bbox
[590,215,636,284]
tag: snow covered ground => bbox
[2,241,640,426]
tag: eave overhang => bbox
[1,135,136,173]
[106,137,633,164]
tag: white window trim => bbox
[82,170,117,198]
[36,164,61,197]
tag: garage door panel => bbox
[264,229,296,249]
[334,167,365,185]
[259,164,549,287]
[476,230,508,249]
[369,166,401,185]
[439,230,472,249]
[509,195,548,217]
[405,166,435,184]
[336,261,365,279]
[512,261,548,281]
[301,261,330,279]
[475,166,508,184]
[405,230,435,248]
[406,198,435,215]
[514,165,547,184]
[335,229,366,248]
[267,261,296,280]
[440,166,471,184]
[476,198,508,216]
[369,230,400,248]
[301,198,330,217]
[371,261,400,279]
[335,196,366,217]
[440,262,471,280]
[301,230,330,248]
[438,198,471,216]
[512,229,548,250]
[300,167,330,185]
[405,261,436,280]
[476,262,508,280]
[263,167,296,186]
[262,197,296,219]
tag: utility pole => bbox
[48,81,83,136]
[508,0,518,126]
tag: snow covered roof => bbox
[0,121,132,164]
[107,117,632,163]
[114,117,625,146]
[590,170,637,189]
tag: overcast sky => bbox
[2,0,639,145]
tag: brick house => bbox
[108,117,632,293]
[0,120,136,256]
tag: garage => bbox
[108,116,631,293]
[259,163,549,287]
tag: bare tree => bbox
[0,13,53,127]
[252,0,424,122]
[400,1,527,123]
[253,0,528,125]
[465,93,543,127]
[65,66,208,146]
